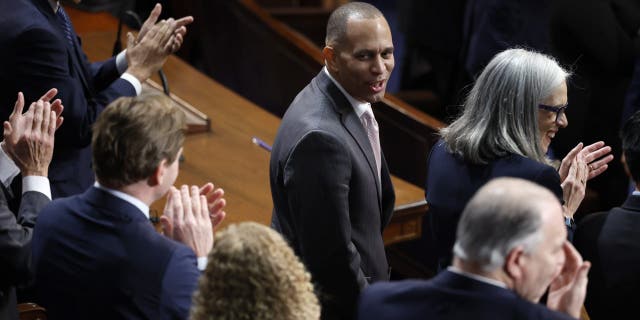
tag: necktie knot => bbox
[56,6,74,47]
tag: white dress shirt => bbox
[0,143,51,199]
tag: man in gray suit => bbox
[269,2,395,319]
[0,89,62,319]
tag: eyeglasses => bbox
[538,104,568,123]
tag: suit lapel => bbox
[35,0,93,97]
[315,72,383,208]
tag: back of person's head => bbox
[92,93,185,189]
[441,48,569,164]
[325,1,384,48]
[621,110,640,184]
[453,178,567,302]
[190,222,320,320]
[454,178,558,271]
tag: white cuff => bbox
[22,175,51,200]
[116,50,128,74]
[197,256,208,271]
[121,72,142,96]
[0,143,20,188]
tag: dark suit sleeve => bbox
[283,131,366,309]
[10,26,135,148]
[0,190,49,287]
[159,246,200,320]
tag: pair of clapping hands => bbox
[161,184,227,258]
[2,89,63,177]
[558,141,614,217]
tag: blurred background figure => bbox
[550,0,640,210]
[191,222,320,320]
[574,109,640,319]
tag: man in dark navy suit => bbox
[0,89,62,320]
[358,178,590,320]
[32,94,226,320]
[0,0,192,198]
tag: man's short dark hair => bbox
[622,110,640,183]
[92,94,185,189]
[325,2,384,48]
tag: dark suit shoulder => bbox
[427,141,562,201]
[358,276,574,320]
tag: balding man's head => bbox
[453,177,568,303]
[453,178,562,271]
[325,2,384,48]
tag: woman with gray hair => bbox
[423,48,613,270]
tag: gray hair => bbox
[325,2,384,48]
[441,48,570,165]
[453,178,556,272]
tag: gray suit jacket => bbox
[270,70,395,319]
[0,187,50,320]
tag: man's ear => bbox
[504,246,526,280]
[323,46,337,72]
[149,159,168,186]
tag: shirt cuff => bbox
[197,256,208,271]
[22,175,51,200]
[0,143,20,188]
[121,72,142,96]
[116,50,128,74]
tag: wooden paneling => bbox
[70,9,427,244]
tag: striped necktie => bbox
[56,6,74,47]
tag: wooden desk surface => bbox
[78,27,426,234]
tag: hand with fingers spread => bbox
[560,145,589,217]
[125,3,193,82]
[559,141,613,182]
[547,242,591,319]
[161,185,214,257]
[2,90,64,177]
[199,182,227,229]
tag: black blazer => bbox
[270,70,395,319]
[574,194,640,319]
[358,270,575,320]
[0,0,136,198]
[424,140,563,269]
[0,187,50,320]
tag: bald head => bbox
[325,2,384,48]
[453,178,562,271]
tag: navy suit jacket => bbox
[32,187,200,320]
[0,0,136,198]
[0,187,49,320]
[424,140,563,269]
[357,270,575,320]
[574,194,640,319]
[270,70,395,319]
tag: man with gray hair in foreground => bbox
[358,178,590,320]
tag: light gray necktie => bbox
[360,109,381,180]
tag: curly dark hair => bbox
[190,222,320,320]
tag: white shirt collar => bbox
[633,190,640,196]
[448,266,508,289]
[94,182,150,219]
[48,0,59,12]
[323,66,372,118]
